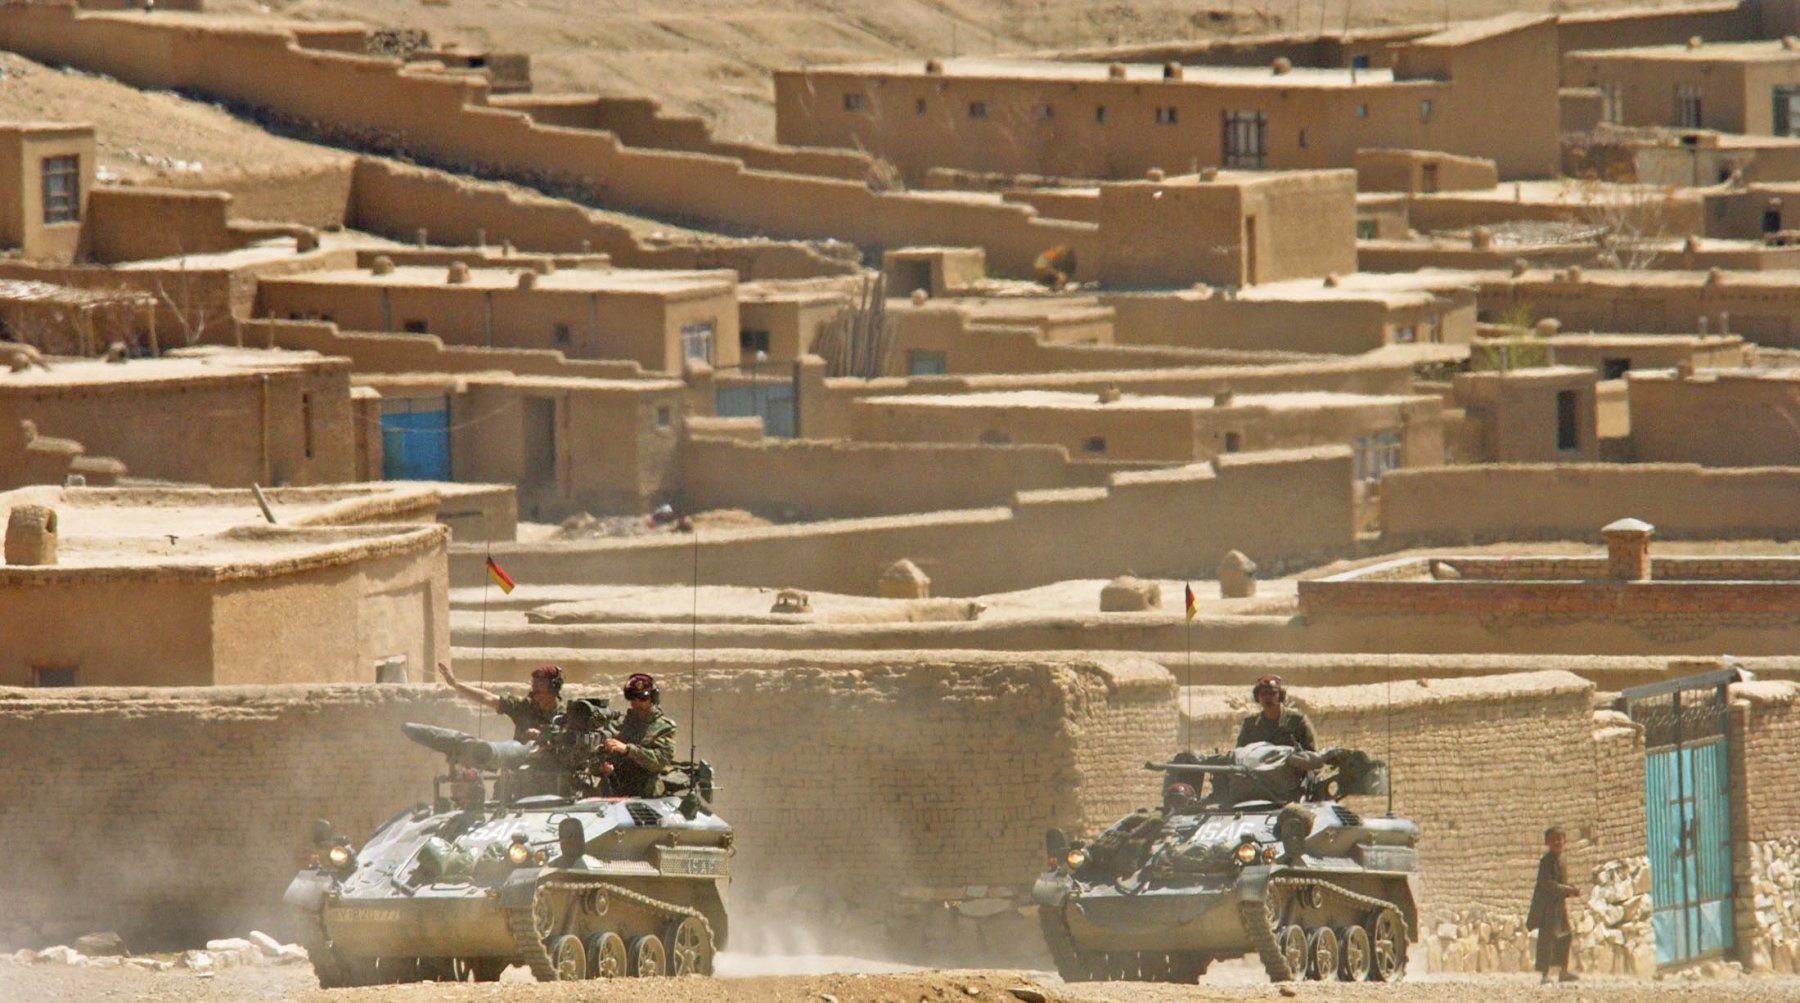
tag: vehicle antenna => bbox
[688,526,699,764]
[477,544,491,741]
[1385,664,1395,817]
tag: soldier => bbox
[437,661,564,742]
[1235,675,1316,752]
[1080,782,1199,879]
[1527,825,1581,983]
[598,673,676,797]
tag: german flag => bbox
[486,556,517,594]
[1184,583,1197,622]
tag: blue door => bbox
[381,398,451,481]
[716,382,795,438]
[1626,673,1736,969]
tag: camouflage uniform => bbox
[497,694,562,743]
[607,706,677,797]
[1081,808,1168,879]
[1235,708,1317,752]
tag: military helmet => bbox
[1163,782,1199,810]
[624,673,658,703]
[1253,674,1286,702]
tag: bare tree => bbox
[1571,179,1681,271]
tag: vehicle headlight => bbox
[327,844,354,869]
[1064,848,1089,870]
[533,849,549,866]
[507,842,532,867]
[1234,842,1259,865]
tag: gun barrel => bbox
[1144,761,1243,774]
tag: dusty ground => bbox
[0,51,350,185]
[202,0,1692,143]
[1,955,1793,1002]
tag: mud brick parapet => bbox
[0,653,1175,964]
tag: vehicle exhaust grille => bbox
[1333,806,1363,827]
[625,802,663,826]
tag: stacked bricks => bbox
[1730,681,1800,972]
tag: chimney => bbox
[4,505,58,566]
[1601,517,1654,582]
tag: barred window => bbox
[42,155,79,224]
[1222,110,1267,169]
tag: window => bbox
[42,155,79,224]
[1356,219,1378,239]
[843,92,866,112]
[302,392,315,459]
[916,97,927,114]
[1083,436,1107,454]
[1095,105,1107,123]
[1677,85,1704,129]
[978,429,1011,445]
[906,349,948,376]
[656,406,673,428]
[1155,106,1178,125]
[1419,99,1433,123]
[1298,128,1308,149]
[680,321,715,364]
[1393,325,1416,344]
[553,323,571,346]
[1601,84,1623,125]
[33,665,77,687]
[1556,390,1580,451]
[968,101,988,119]
[740,329,771,354]
[402,319,428,334]
[1602,358,1631,381]
[1223,431,1242,453]
[1222,110,1267,169]
[1776,87,1800,136]
[1354,104,1369,119]
[1352,431,1403,483]
[1035,104,1055,122]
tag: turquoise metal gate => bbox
[1622,670,1736,968]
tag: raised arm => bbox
[437,661,501,712]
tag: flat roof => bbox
[1507,267,1800,289]
[0,347,340,390]
[262,264,736,296]
[860,388,1411,411]
[797,57,1402,90]
[0,485,446,576]
[1569,39,1800,63]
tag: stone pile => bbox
[1571,856,1655,976]
[1423,855,1652,975]
[6,930,306,971]
[1744,836,1800,973]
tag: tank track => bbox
[1236,875,1407,983]
[505,877,714,981]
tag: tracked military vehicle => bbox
[1034,742,1418,984]
[284,712,730,985]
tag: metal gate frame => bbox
[1620,668,1738,969]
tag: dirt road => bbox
[2,955,1791,1002]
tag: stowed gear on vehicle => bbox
[284,712,731,986]
[1033,742,1419,984]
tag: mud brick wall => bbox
[0,654,1174,963]
[1591,712,1648,867]
[1730,681,1800,972]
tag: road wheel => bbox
[666,916,714,976]
[549,934,586,981]
[629,934,666,977]
[1167,952,1211,983]
[587,932,628,978]
[1370,910,1407,982]
[1308,926,1340,980]
[1338,924,1372,981]
[1276,925,1308,981]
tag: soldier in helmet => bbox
[598,673,677,797]
[1235,675,1316,752]
[437,661,565,742]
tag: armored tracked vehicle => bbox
[284,713,730,985]
[1034,742,1418,984]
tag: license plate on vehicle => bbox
[657,846,728,878]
